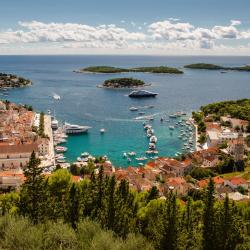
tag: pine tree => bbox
[19,151,46,224]
[202,178,216,250]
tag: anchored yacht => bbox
[64,122,90,134]
[128,90,158,98]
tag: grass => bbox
[221,166,250,180]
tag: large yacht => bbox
[128,90,158,98]
[51,119,59,129]
[64,122,90,134]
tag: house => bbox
[197,176,225,190]
[202,155,219,168]
[166,177,188,195]
[0,171,25,190]
[222,192,249,201]
[158,158,187,177]
[0,143,38,170]
[220,116,248,131]
[227,134,245,161]
[225,177,248,190]
[207,131,219,147]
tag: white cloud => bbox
[230,20,241,26]
[0,21,146,45]
[0,19,250,54]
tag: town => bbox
[0,99,249,202]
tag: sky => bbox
[0,0,250,55]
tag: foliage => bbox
[103,77,145,88]
[80,65,183,74]
[190,167,215,180]
[201,99,250,121]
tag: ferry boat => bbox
[64,122,90,134]
[128,90,158,98]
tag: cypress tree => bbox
[202,178,216,250]
[106,175,116,230]
[19,151,45,224]
[68,183,79,230]
[160,191,178,250]
[147,186,159,202]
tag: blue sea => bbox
[0,55,250,167]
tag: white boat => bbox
[81,152,89,158]
[129,107,139,111]
[150,136,158,143]
[53,94,61,100]
[149,143,156,150]
[55,146,67,153]
[51,119,59,129]
[47,109,51,115]
[100,128,106,133]
[129,90,158,98]
[64,122,90,134]
[136,157,147,161]
[128,152,136,156]
[123,153,127,158]
[169,126,175,130]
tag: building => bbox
[228,133,245,161]
[225,177,248,190]
[220,116,248,131]
[0,143,38,170]
[202,155,219,168]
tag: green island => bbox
[184,63,250,72]
[101,77,146,88]
[0,73,32,89]
[75,65,183,74]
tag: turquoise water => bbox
[1,55,250,166]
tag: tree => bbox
[202,178,216,250]
[19,151,46,224]
[106,175,116,230]
[147,186,159,202]
[68,183,79,230]
[160,191,178,250]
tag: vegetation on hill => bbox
[201,99,250,121]
[0,73,31,89]
[184,63,250,72]
[131,66,183,74]
[80,66,130,73]
[102,77,145,88]
[77,66,183,74]
[0,153,249,250]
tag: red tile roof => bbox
[229,177,247,185]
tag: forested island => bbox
[184,63,250,72]
[0,73,32,89]
[75,66,183,74]
[101,77,147,88]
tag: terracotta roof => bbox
[213,176,224,185]
[0,143,38,154]
[229,177,247,185]
[167,177,186,186]
[198,179,208,188]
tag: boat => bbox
[149,143,156,150]
[160,117,164,122]
[169,126,175,130]
[53,94,61,100]
[81,152,89,158]
[55,146,67,153]
[138,112,146,115]
[128,90,158,98]
[148,105,154,108]
[136,157,147,161]
[129,107,139,111]
[169,114,177,118]
[100,128,106,133]
[64,122,90,134]
[127,158,132,162]
[128,152,136,157]
[123,153,127,158]
[150,136,157,143]
[51,119,59,129]
[47,109,51,115]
